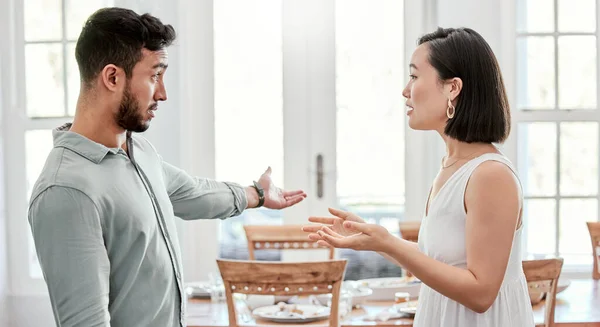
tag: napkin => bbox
[245,295,275,310]
[362,308,399,322]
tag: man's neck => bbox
[69,111,127,149]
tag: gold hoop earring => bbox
[447,99,455,119]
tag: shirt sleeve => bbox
[28,186,110,327]
[161,161,248,220]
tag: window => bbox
[7,0,113,288]
[213,0,285,261]
[335,0,405,280]
[25,0,113,118]
[515,0,599,267]
[215,0,409,280]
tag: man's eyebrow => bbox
[152,63,168,69]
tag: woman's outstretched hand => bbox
[302,208,393,252]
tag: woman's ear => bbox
[445,77,463,102]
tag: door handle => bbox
[316,154,324,198]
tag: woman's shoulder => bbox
[466,154,522,202]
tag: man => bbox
[28,7,306,327]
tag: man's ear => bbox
[100,64,124,92]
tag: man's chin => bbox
[127,121,151,133]
[136,123,150,133]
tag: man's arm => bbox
[162,161,253,220]
[29,186,110,327]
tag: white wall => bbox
[0,2,12,325]
[0,52,9,327]
[437,0,503,55]
[175,0,222,282]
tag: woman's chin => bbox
[407,117,438,131]
[407,117,424,130]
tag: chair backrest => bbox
[217,259,347,327]
[243,225,335,260]
[522,258,564,327]
[398,221,421,242]
[398,221,421,278]
[587,222,600,280]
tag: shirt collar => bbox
[52,122,123,164]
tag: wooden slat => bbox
[244,225,334,260]
[587,222,600,280]
[217,260,346,284]
[223,282,338,296]
[245,225,313,241]
[528,280,554,293]
[523,259,563,281]
[252,241,322,249]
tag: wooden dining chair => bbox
[587,222,600,280]
[398,221,421,242]
[243,225,335,260]
[217,259,347,327]
[398,221,421,277]
[522,258,564,327]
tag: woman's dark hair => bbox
[419,27,510,143]
[75,7,176,88]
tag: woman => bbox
[303,27,535,326]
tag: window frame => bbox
[501,0,600,275]
[2,0,61,296]
[1,0,118,296]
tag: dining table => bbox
[186,278,600,327]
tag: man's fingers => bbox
[284,195,305,207]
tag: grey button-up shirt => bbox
[28,124,248,327]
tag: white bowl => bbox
[357,277,421,301]
[348,287,374,307]
[557,278,571,293]
[315,285,373,308]
[528,278,571,305]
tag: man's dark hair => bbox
[75,7,176,88]
[418,27,510,143]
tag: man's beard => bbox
[115,84,152,133]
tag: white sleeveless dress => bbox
[413,153,535,327]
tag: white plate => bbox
[253,304,330,323]
[394,301,418,317]
[362,302,418,321]
[185,281,211,298]
[357,277,421,301]
[397,307,417,316]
